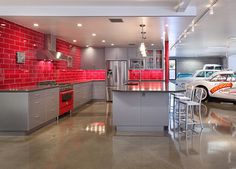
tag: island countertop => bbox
[112,81,184,92]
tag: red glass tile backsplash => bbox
[129,70,163,80]
[0,18,105,88]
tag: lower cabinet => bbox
[28,88,59,130]
[73,82,93,109]
[92,81,106,100]
[73,81,106,110]
[0,87,59,132]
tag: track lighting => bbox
[209,6,214,15]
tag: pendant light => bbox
[139,24,147,57]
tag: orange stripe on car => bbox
[210,83,233,94]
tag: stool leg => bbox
[185,104,189,132]
[199,105,203,129]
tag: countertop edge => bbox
[0,80,106,93]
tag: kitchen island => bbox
[112,81,184,132]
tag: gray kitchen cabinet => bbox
[73,81,105,109]
[29,91,46,129]
[73,82,93,109]
[127,47,139,59]
[105,48,128,60]
[81,48,105,69]
[0,87,59,133]
[29,88,59,130]
[92,81,106,100]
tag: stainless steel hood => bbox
[36,34,67,61]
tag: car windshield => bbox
[196,71,205,77]
[177,73,193,78]
[205,71,215,77]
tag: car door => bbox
[208,74,232,98]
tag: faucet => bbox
[134,62,142,83]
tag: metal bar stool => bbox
[179,87,204,132]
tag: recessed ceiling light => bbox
[73,40,77,43]
[0,23,6,27]
[77,23,82,27]
[102,40,106,43]
[92,33,96,36]
[111,43,114,46]
[165,24,168,27]
[151,43,154,46]
[86,45,89,48]
[33,23,39,27]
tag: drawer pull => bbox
[34,101,40,104]
[34,115,40,118]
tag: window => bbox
[215,66,222,70]
[169,59,176,80]
[205,71,215,77]
[196,71,205,77]
[211,74,228,82]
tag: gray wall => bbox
[171,56,225,74]
[81,47,105,69]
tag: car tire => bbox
[199,87,209,102]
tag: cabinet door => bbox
[127,48,138,59]
[113,92,141,126]
[45,88,59,121]
[29,91,46,130]
[93,81,106,100]
[140,92,169,126]
[73,84,82,109]
[105,48,117,60]
[117,48,128,60]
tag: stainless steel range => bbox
[38,81,74,116]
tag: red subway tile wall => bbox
[85,70,106,80]
[129,69,164,80]
[0,18,105,89]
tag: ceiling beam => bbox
[0,5,196,17]
[175,0,191,12]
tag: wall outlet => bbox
[16,52,25,64]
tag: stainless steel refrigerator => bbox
[106,60,128,101]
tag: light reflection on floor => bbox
[0,101,235,169]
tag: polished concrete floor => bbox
[0,101,236,169]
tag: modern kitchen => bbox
[1,0,236,169]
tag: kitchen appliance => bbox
[106,60,128,101]
[38,81,74,116]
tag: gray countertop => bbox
[0,80,105,93]
[112,81,185,92]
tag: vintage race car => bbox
[175,69,220,88]
[187,71,236,101]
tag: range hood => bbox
[36,34,67,61]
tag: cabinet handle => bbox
[34,94,40,96]
[34,115,40,118]
[34,101,40,104]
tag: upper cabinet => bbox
[81,48,105,69]
[105,48,128,60]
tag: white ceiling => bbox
[1,0,236,57]
[0,0,179,6]
[1,16,193,49]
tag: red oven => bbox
[59,89,73,116]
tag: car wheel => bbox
[200,87,209,102]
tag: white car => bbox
[175,69,220,88]
[188,71,236,101]
[202,64,222,70]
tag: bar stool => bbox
[172,86,195,130]
[179,87,204,132]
